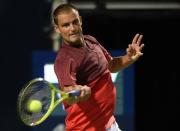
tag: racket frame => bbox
[18,78,79,126]
[30,79,69,126]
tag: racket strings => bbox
[18,81,52,125]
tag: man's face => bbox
[55,9,83,46]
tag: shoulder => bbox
[56,47,69,59]
[84,35,96,40]
[84,35,100,44]
[55,46,75,65]
[55,43,77,60]
[55,49,68,67]
[54,49,77,72]
[54,45,83,66]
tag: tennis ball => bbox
[27,100,42,113]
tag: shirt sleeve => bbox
[97,43,113,63]
[54,56,77,88]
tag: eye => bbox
[73,19,80,25]
[62,23,69,27]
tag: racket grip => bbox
[68,90,81,97]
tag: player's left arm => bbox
[109,34,144,73]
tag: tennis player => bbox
[53,3,144,131]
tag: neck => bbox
[64,38,86,48]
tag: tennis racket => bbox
[17,77,80,126]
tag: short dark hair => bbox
[53,3,79,25]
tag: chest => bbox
[78,42,107,68]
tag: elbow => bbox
[108,62,120,73]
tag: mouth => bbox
[70,33,79,37]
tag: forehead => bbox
[57,9,80,24]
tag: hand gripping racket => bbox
[17,77,80,126]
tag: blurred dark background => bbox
[0,0,179,131]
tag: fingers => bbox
[139,43,145,52]
[67,85,91,104]
[127,44,136,56]
[137,34,143,46]
[131,53,142,60]
[129,34,144,60]
[79,85,91,101]
[132,34,143,46]
[66,97,79,105]
[130,46,144,60]
[132,34,139,44]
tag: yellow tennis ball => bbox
[27,100,42,113]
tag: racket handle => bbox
[68,90,81,97]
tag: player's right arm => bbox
[54,49,91,105]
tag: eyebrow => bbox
[61,18,79,26]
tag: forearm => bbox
[108,54,135,73]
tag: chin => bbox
[70,38,83,45]
[71,41,82,46]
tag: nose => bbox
[69,24,75,31]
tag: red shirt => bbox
[54,35,116,130]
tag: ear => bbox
[79,16,82,26]
[54,25,61,34]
